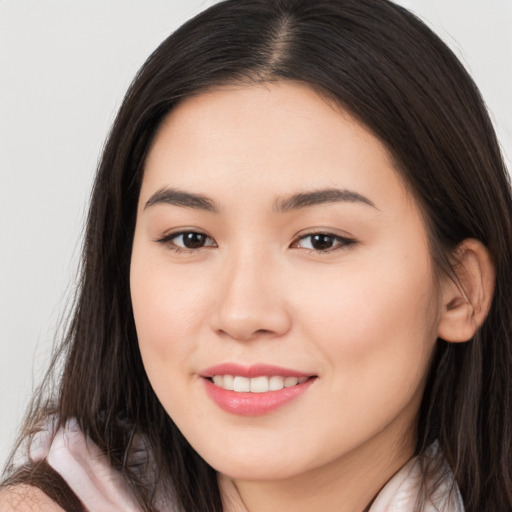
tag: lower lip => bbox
[203,378,315,416]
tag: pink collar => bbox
[30,419,463,512]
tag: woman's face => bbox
[130,82,442,483]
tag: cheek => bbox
[294,247,439,398]
[129,256,217,429]
[129,249,210,381]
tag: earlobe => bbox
[437,238,495,343]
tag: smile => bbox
[201,364,316,416]
[210,375,309,393]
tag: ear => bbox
[437,238,495,343]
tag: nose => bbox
[210,250,292,342]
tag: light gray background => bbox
[1,1,511,467]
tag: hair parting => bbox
[2,1,512,511]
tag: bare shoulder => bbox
[0,486,65,512]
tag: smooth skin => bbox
[130,82,494,512]
[0,81,493,512]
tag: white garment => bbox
[29,419,464,512]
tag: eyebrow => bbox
[144,186,376,213]
[145,187,219,212]
[273,188,376,212]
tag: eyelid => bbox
[155,229,217,252]
[290,230,357,253]
[154,228,356,254]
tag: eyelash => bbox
[291,232,357,253]
[156,230,357,254]
[155,231,217,252]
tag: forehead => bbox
[141,81,411,213]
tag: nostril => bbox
[211,294,293,341]
[217,328,280,342]
[254,329,273,336]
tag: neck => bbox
[219,429,415,512]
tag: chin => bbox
[214,460,303,482]
[195,441,320,482]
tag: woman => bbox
[1,0,511,511]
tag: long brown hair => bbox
[3,1,512,511]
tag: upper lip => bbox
[200,363,314,379]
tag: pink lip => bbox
[200,363,316,416]
[200,363,311,379]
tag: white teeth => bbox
[211,374,309,393]
[284,377,298,387]
[269,376,284,391]
[212,375,223,387]
[233,376,251,392]
[250,376,269,393]
[223,374,234,391]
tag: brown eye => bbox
[159,231,217,251]
[178,232,209,249]
[309,234,336,250]
[293,233,356,252]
